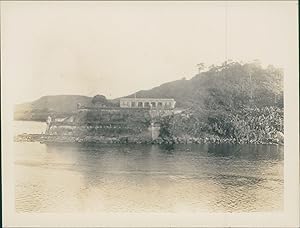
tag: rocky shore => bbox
[14,133,283,145]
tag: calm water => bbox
[14,121,284,212]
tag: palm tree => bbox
[196,63,205,74]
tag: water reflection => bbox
[207,144,283,160]
[158,144,175,152]
[15,142,283,212]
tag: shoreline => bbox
[14,133,283,145]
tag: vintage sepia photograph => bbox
[1,1,299,227]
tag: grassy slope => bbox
[14,95,93,120]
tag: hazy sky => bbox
[1,1,297,104]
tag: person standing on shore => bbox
[45,116,52,134]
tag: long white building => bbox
[120,98,176,109]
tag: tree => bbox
[197,63,205,74]
[91,95,108,106]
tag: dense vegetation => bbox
[155,61,284,144]
[158,106,283,144]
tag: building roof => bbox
[120,98,175,101]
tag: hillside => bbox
[14,95,93,121]
[125,61,283,110]
[14,61,283,121]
